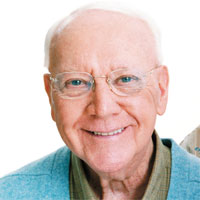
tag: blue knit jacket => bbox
[0,139,200,200]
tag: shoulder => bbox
[162,138,200,200]
[0,146,71,200]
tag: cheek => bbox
[52,98,88,151]
[53,98,86,131]
[124,91,157,114]
[121,95,157,158]
[123,91,157,132]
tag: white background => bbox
[0,0,200,177]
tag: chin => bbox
[86,156,130,177]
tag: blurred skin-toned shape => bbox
[180,125,200,158]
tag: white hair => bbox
[44,2,163,69]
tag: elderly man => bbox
[1,4,200,200]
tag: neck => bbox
[84,139,155,199]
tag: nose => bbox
[87,79,122,118]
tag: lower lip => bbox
[83,126,128,138]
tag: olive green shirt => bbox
[70,133,171,200]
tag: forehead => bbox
[49,10,158,73]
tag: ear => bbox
[44,74,55,121]
[156,66,169,115]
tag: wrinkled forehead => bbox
[49,10,158,72]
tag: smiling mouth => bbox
[86,127,125,136]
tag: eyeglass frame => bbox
[47,66,160,100]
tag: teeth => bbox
[93,128,124,136]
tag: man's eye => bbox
[63,79,84,88]
[71,80,82,86]
[121,77,133,83]
[115,75,140,85]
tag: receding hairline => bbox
[44,4,162,69]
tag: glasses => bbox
[49,67,159,99]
